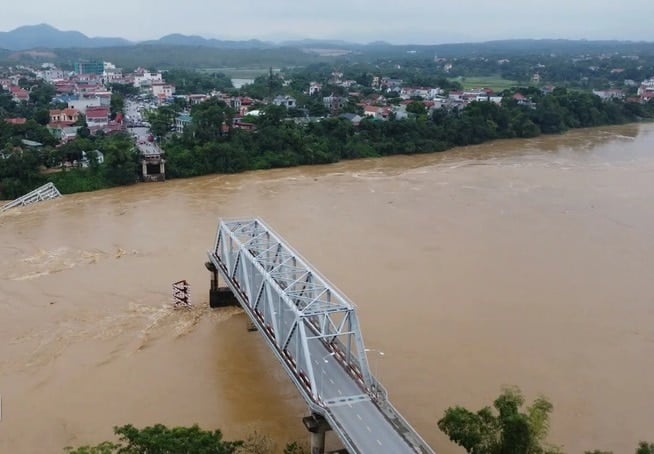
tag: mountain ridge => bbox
[1,24,653,54]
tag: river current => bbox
[1,123,653,453]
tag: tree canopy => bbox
[437,387,561,454]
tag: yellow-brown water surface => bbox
[1,123,653,453]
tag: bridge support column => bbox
[204,262,239,308]
[302,414,331,454]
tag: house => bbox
[54,81,77,94]
[592,89,625,100]
[133,69,163,88]
[85,106,110,127]
[232,117,256,131]
[187,94,209,105]
[152,83,175,99]
[363,105,382,119]
[38,68,65,82]
[50,108,80,125]
[175,112,192,133]
[46,122,80,142]
[273,95,297,108]
[229,97,242,110]
[323,95,346,112]
[68,97,102,114]
[339,113,363,126]
[638,78,654,102]
[10,86,29,102]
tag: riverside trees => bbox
[159,88,654,180]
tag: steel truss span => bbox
[208,218,434,454]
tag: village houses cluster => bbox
[3,59,654,143]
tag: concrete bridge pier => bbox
[204,262,239,308]
[302,414,331,454]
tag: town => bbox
[2,48,654,200]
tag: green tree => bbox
[437,387,561,454]
[637,442,654,454]
[65,424,242,454]
[34,108,50,126]
[407,101,427,115]
[110,93,124,119]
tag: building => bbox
[592,89,625,101]
[49,108,80,125]
[152,83,175,99]
[68,97,102,114]
[9,86,29,102]
[272,95,297,108]
[85,106,110,127]
[74,61,104,75]
[133,69,163,88]
[638,78,654,102]
[175,112,192,133]
[323,95,347,112]
[47,125,80,143]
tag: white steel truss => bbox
[209,218,373,401]
[207,218,435,454]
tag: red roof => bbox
[5,117,26,125]
[85,106,110,118]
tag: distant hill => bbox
[1,24,654,65]
[0,24,131,50]
[279,38,364,48]
[147,33,272,49]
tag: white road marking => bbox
[329,379,335,384]
[356,414,362,420]
[377,439,383,446]
[366,425,371,432]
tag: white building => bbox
[133,70,163,88]
[152,83,176,99]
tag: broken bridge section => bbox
[1,182,62,213]
[207,218,434,454]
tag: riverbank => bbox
[2,89,654,201]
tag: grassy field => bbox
[450,75,522,91]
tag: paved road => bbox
[268,293,416,452]
[308,340,416,453]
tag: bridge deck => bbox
[208,218,434,454]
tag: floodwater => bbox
[1,123,653,453]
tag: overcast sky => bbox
[1,0,652,44]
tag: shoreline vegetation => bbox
[2,88,654,201]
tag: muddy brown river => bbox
[1,124,653,453]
